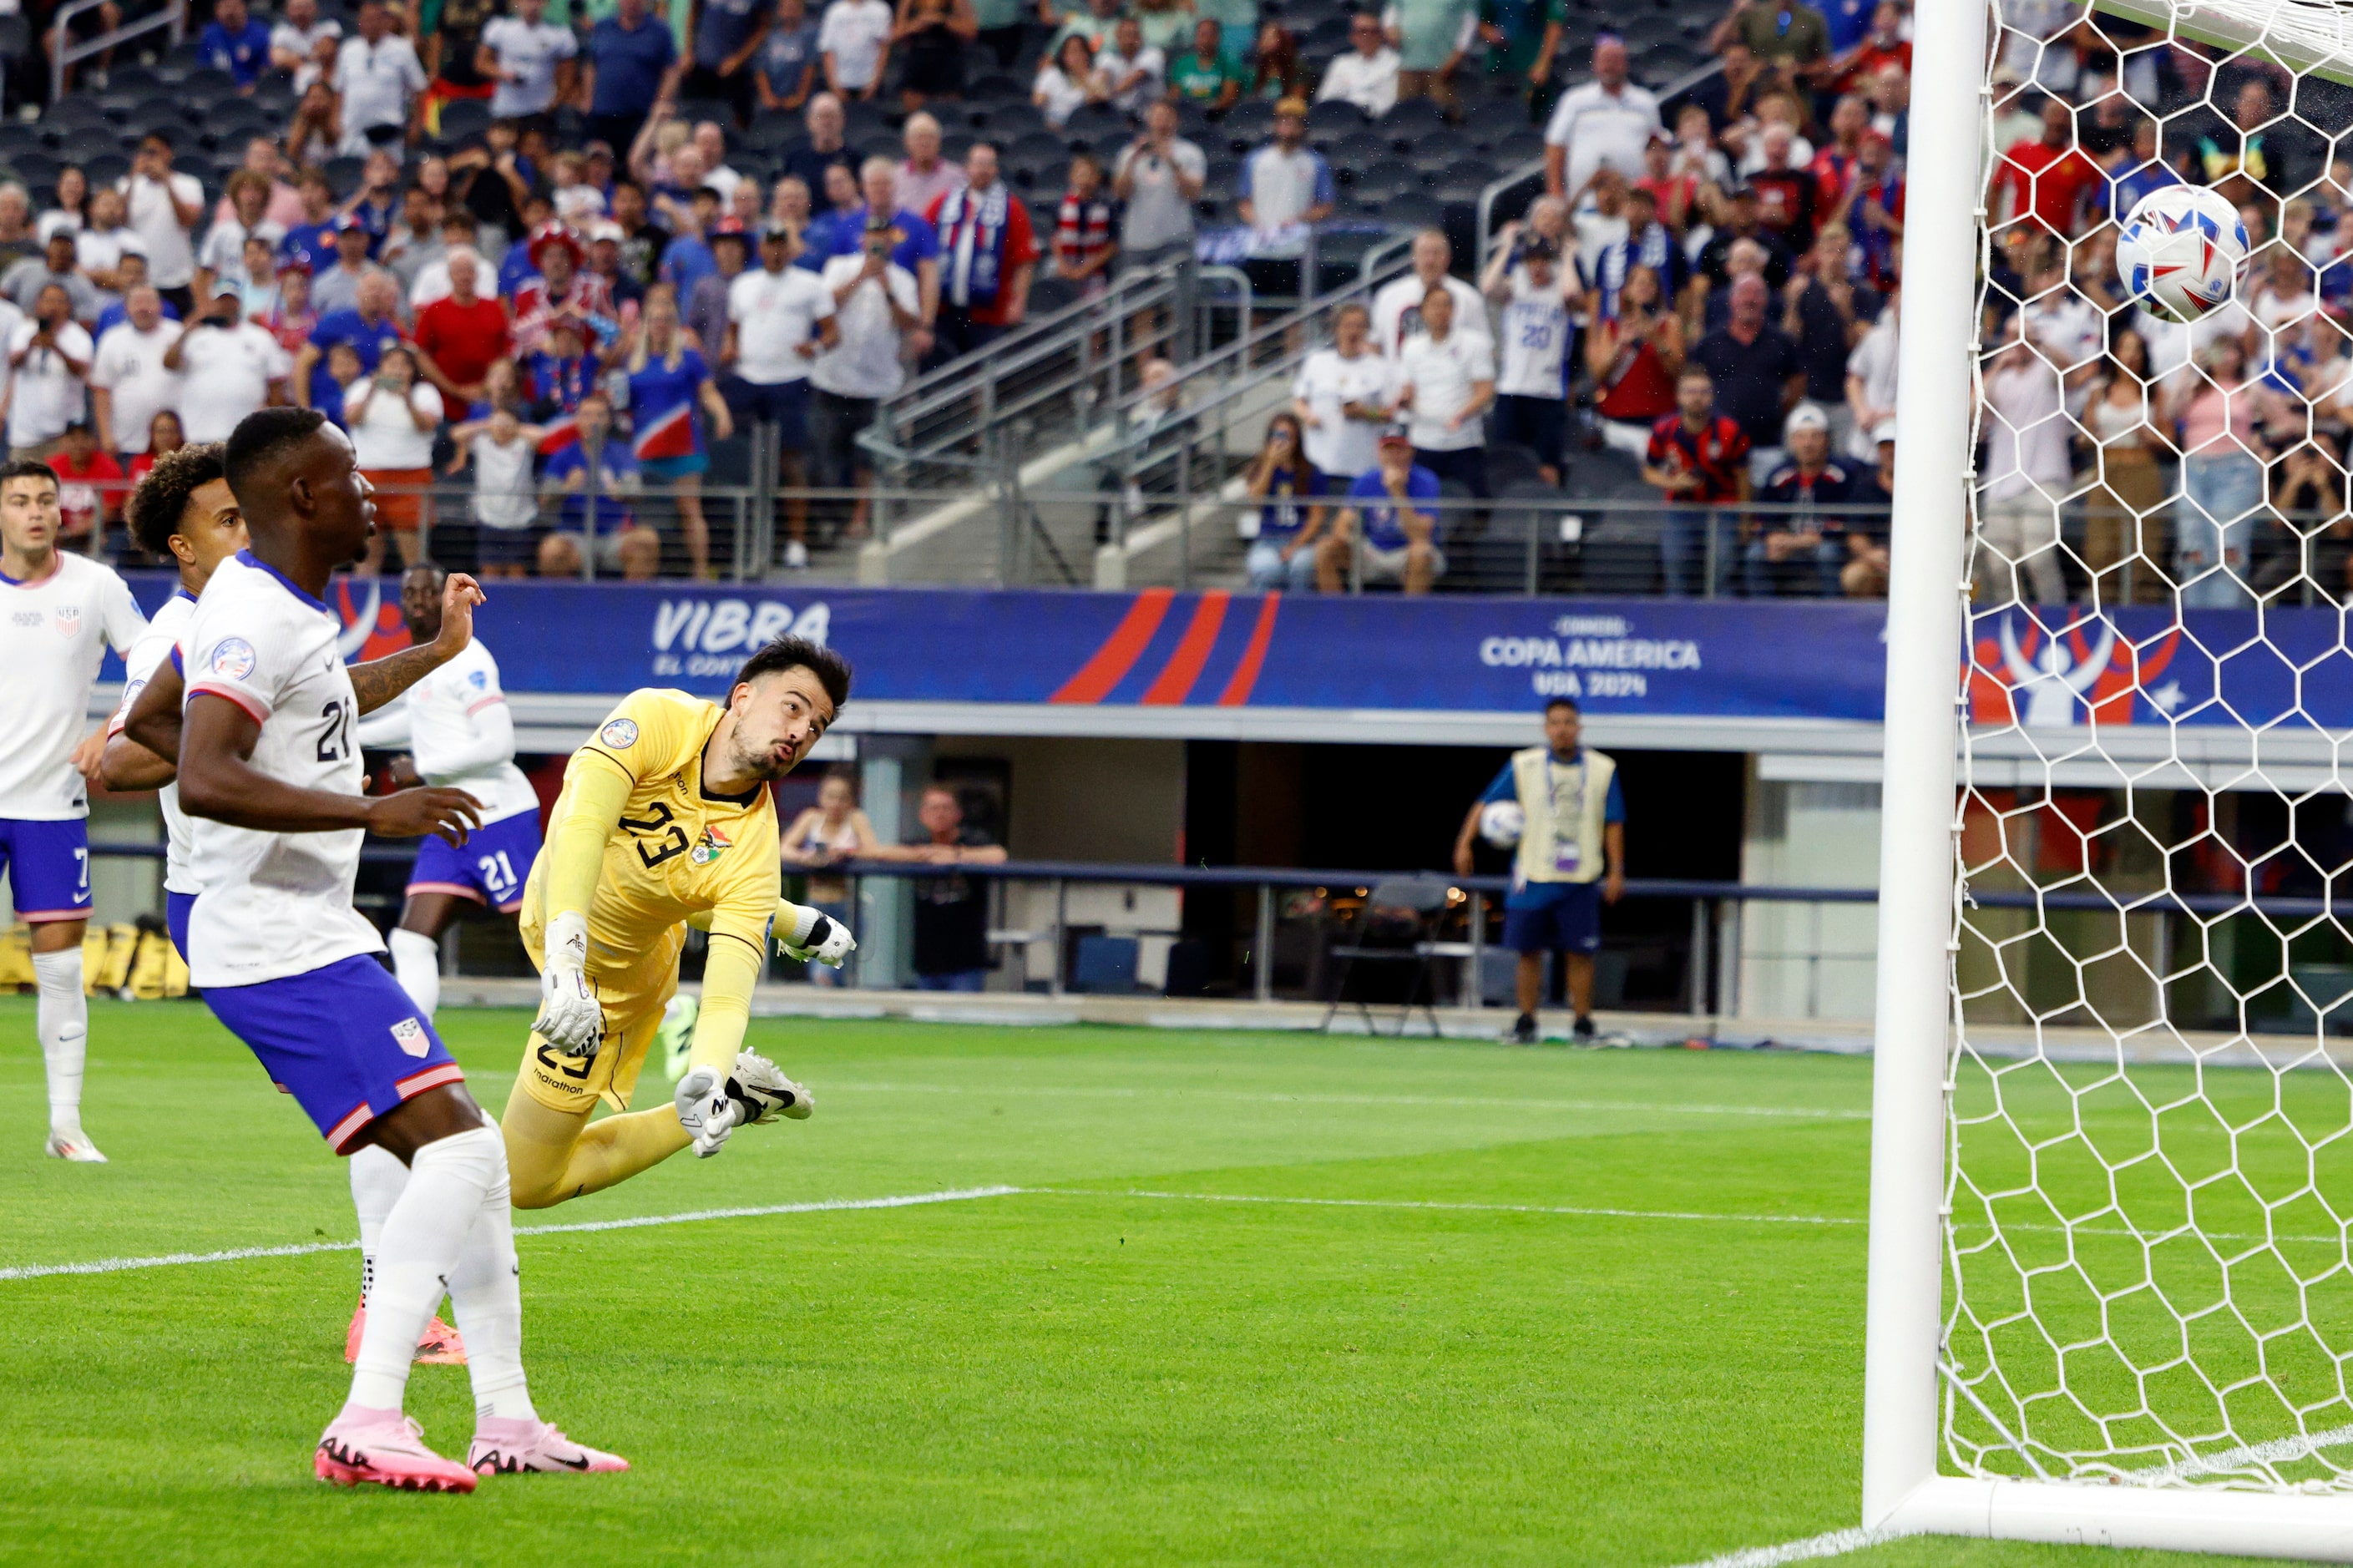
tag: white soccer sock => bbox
[33,948,88,1132]
[387,928,442,1022]
[347,1123,503,1413]
[348,1144,410,1307]
[443,1120,536,1424]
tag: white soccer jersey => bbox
[1495,268,1572,401]
[353,638,539,826]
[180,552,381,987]
[0,552,146,820]
[108,586,199,893]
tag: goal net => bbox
[1868,0,2353,1551]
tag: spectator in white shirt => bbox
[333,0,428,158]
[724,224,840,567]
[819,0,895,99]
[1238,99,1335,234]
[196,171,285,305]
[811,216,921,538]
[342,344,444,573]
[270,0,343,89]
[4,286,95,457]
[1542,38,1662,200]
[75,190,144,318]
[1370,227,1488,358]
[90,287,184,463]
[1092,18,1164,117]
[119,134,206,312]
[162,284,293,445]
[478,0,579,119]
[1389,285,1494,495]
[1290,300,1389,481]
[1314,13,1400,117]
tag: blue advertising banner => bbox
[114,573,2353,731]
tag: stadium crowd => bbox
[0,0,2330,599]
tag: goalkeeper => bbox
[504,636,855,1209]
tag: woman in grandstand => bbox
[1035,34,1101,130]
[781,768,881,987]
[286,78,342,169]
[2084,326,2168,605]
[2173,334,2271,609]
[1586,263,1683,459]
[1246,21,1304,102]
[344,344,446,574]
[769,174,814,243]
[1242,411,1326,591]
[127,408,184,490]
[37,164,87,245]
[893,0,975,110]
[2259,431,2350,600]
[625,286,735,579]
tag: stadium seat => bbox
[84,153,129,189]
[1485,443,1546,491]
[1065,102,1125,137]
[1029,275,1079,315]
[968,73,1023,101]
[1305,99,1364,137]
[1008,129,1070,168]
[1383,191,1442,227]
[1224,99,1275,140]
[11,152,61,186]
[181,66,239,99]
[1495,129,1545,164]
[325,154,367,197]
[1377,99,1446,143]
[1461,99,1531,150]
[440,99,493,144]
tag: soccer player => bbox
[357,560,545,1024]
[506,638,855,1209]
[105,453,468,1371]
[0,459,147,1162]
[175,407,620,1488]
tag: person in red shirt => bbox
[1809,94,1870,218]
[411,249,511,405]
[1835,0,1910,91]
[1748,124,1822,253]
[923,142,1038,366]
[1643,365,1752,596]
[48,422,129,550]
[1997,97,2103,242]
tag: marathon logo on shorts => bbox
[209,637,258,680]
[390,1017,429,1058]
[53,604,79,638]
[600,717,639,748]
[690,826,731,866]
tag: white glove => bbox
[674,1064,741,1158]
[532,910,605,1059]
[779,908,857,969]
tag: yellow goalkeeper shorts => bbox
[515,911,685,1115]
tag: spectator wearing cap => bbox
[1843,416,1895,596]
[2,230,101,323]
[1239,99,1335,237]
[311,216,391,319]
[513,224,619,356]
[295,271,407,415]
[725,222,838,567]
[1319,424,1444,593]
[1316,11,1400,117]
[584,0,683,154]
[1692,271,1803,483]
[164,282,293,444]
[332,0,428,157]
[412,250,510,406]
[1542,38,1662,201]
[1388,284,1493,497]
[1480,235,1576,485]
[585,222,646,326]
[1745,402,1854,595]
[925,143,1037,366]
[1642,364,1749,595]
[198,0,274,89]
[688,226,751,367]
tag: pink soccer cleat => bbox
[345,1302,469,1364]
[314,1405,478,1493]
[468,1417,630,1476]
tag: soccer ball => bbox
[1479,801,1526,849]
[2115,185,2249,323]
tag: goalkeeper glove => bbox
[532,910,605,1059]
[779,908,857,969]
[674,1065,741,1158]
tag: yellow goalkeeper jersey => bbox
[521,687,782,975]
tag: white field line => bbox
[2122,1420,2353,1485]
[1667,1526,1891,1568]
[0,1186,1026,1282]
[1038,1188,1864,1227]
[828,1083,1871,1120]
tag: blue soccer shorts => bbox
[202,953,465,1152]
[1501,882,1603,956]
[0,817,92,923]
[166,889,196,959]
[404,808,543,913]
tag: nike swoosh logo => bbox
[554,1454,590,1470]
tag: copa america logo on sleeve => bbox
[209,637,258,680]
[600,717,640,748]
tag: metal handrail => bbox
[53,0,188,102]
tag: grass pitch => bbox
[0,999,2298,1567]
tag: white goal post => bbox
[1865,0,2353,1555]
